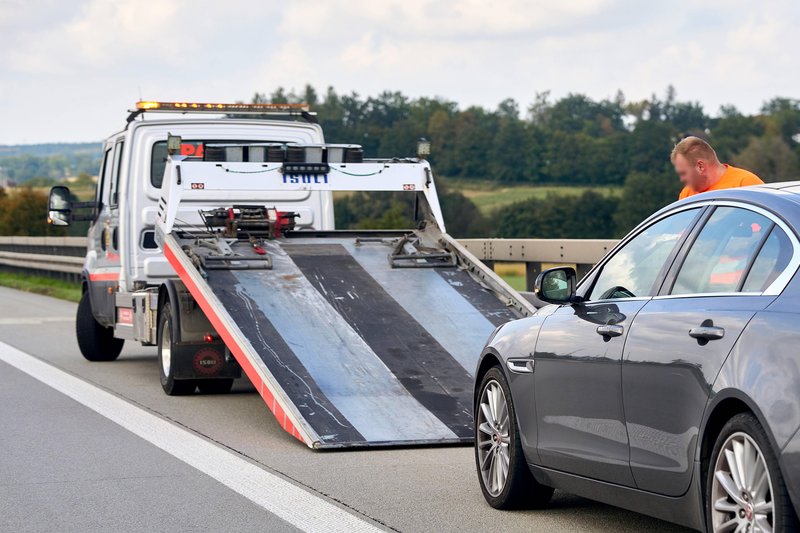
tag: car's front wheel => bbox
[475,366,553,509]
[707,413,799,532]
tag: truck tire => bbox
[76,291,124,362]
[197,379,234,394]
[158,301,196,396]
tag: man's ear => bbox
[696,159,706,174]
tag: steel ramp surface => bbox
[164,233,520,448]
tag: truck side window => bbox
[111,141,124,205]
[96,147,113,213]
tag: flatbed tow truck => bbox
[48,102,534,449]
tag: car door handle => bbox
[596,324,624,338]
[688,326,725,341]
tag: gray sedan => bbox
[474,183,800,532]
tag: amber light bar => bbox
[135,101,310,112]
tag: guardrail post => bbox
[524,262,542,292]
[576,263,593,281]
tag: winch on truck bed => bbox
[154,140,534,448]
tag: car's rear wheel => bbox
[707,413,799,532]
[475,366,553,509]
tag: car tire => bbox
[158,301,196,396]
[475,366,553,509]
[706,412,799,532]
[197,379,234,395]
[76,291,124,362]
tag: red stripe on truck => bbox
[88,272,119,281]
[163,240,307,446]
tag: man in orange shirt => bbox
[671,136,763,199]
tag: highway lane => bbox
[0,286,692,532]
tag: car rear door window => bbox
[588,208,700,300]
[741,226,793,292]
[672,207,772,295]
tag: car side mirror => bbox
[534,266,578,304]
[47,186,72,226]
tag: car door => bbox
[534,207,703,486]
[622,203,789,496]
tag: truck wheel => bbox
[158,301,196,396]
[197,379,234,394]
[76,291,124,362]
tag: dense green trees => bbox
[2,87,798,238]
[255,85,800,194]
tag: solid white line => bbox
[0,341,383,533]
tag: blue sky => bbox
[1,0,798,144]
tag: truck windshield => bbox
[151,139,262,188]
[151,140,204,188]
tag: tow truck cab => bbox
[48,102,332,391]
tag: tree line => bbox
[260,85,798,237]
[1,87,797,238]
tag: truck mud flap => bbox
[163,234,520,449]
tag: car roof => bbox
[643,181,800,233]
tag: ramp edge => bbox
[163,235,320,448]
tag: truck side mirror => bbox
[534,266,578,304]
[47,186,72,226]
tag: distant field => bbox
[7,183,95,201]
[443,178,622,215]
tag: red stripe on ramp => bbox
[163,240,307,446]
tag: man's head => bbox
[671,136,722,192]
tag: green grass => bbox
[0,272,81,303]
[499,274,526,291]
[442,178,622,216]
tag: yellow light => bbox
[134,101,310,112]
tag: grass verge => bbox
[0,271,81,303]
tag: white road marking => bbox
[0,341,383,533]
[0,317,74,325]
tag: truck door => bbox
[86,140,123,326]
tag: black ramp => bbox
[285,243,475,438]
[207,270,365,446]
[435,269,520,327]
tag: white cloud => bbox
[0,0,797,143]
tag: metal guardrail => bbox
[0,236,86,282]
[460,238,618,290]
[0,236,621,290]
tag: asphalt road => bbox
[0,286,693,532]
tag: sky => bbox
[0,0,798,144]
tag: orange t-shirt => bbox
[679,164,764,200]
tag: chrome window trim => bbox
[665,200,799,297]
[653,292,762,301]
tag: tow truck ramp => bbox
[157,155,533,448]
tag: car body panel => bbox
[623,294,774,496]
[534,299,647,486]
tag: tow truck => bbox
[48,101,535,448]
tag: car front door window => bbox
[589,208,701,301]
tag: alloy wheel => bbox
[477,379,511,497]
[711,431,774,532]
